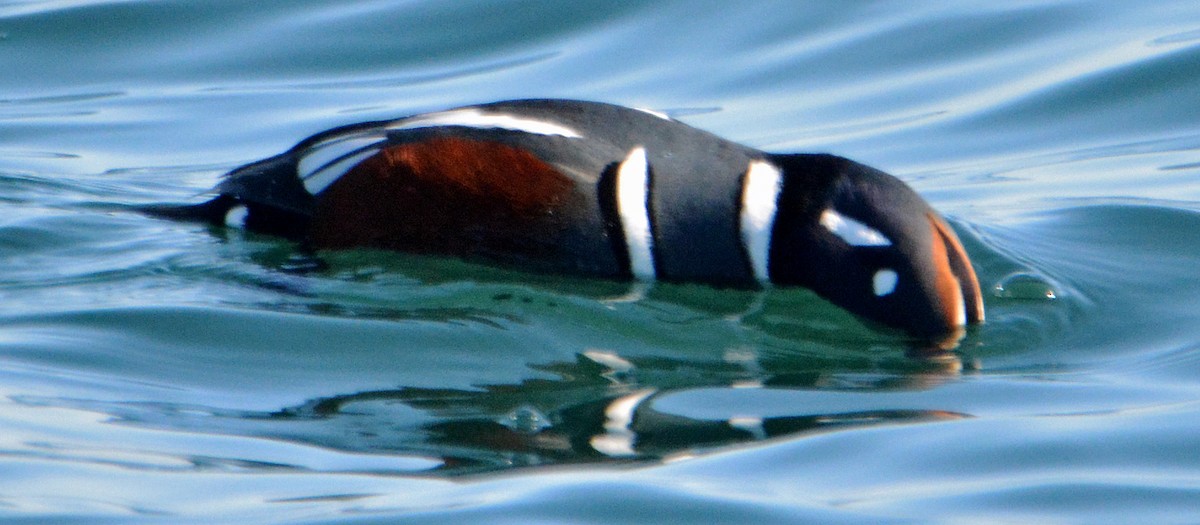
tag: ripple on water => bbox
[993,271,1058,301]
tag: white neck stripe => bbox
[388,108,583,138]
[616,146,656,280]
[740,160,783,282]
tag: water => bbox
[2,0,1200,522]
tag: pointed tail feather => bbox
[133,195,237,225]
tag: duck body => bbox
[158,99,984,338]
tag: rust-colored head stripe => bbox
[928,213,985,327]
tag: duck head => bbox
[769,154,984,343]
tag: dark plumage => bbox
[148,99,984,340]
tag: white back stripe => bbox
[819,209,893,247]
[739,160,784,282]
[303,147,382,195]
[616,147,656,280]
[387,108,583,138]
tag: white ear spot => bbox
[873,268,899,296]
[820,209,892,247]
[388,108,583,138]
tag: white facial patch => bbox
[820,209,892,247]
[388,108,583,138]
[739,160,784,282]
[873,268,899,296]
[616,146,656,280]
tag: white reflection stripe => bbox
[590,389,656,457]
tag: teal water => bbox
[3,1,1200,522]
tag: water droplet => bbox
[500,406,552,433]
[993,272,1058,300]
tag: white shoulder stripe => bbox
[740,160,783,282]
[819,209,893,247]
[303,147,382,195]
[387,108,583,138]
[297,132,387,181]
[616,146,656,280]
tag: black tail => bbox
[134,195,237,225]
[137,195,312,241]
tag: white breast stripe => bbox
[739,160,784,282]
[388,108,583,138]
[819,209,893,247]
[616,146,656,280]
[297,132,387,181]
[303,147,382,195]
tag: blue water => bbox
[3,1,1200,522]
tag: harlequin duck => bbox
[147,99,984,339]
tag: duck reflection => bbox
[274,349,967,475]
